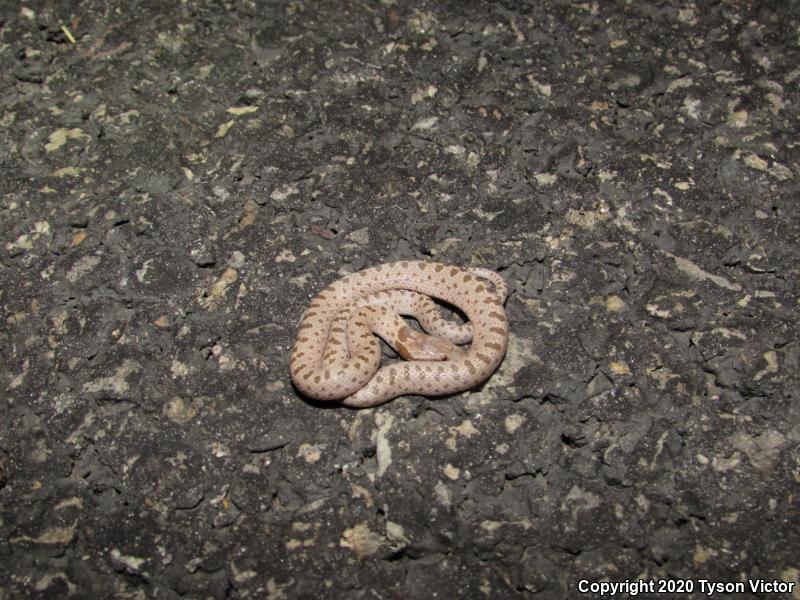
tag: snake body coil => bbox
[290,261,509,408]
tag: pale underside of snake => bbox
[289,260,509,408]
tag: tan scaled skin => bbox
[289,260,509,408]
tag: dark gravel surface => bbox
[1,1,799,598]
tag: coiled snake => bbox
[290,261,509,408]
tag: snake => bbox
[289,260,509,408]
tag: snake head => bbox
[396,331,464,362]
